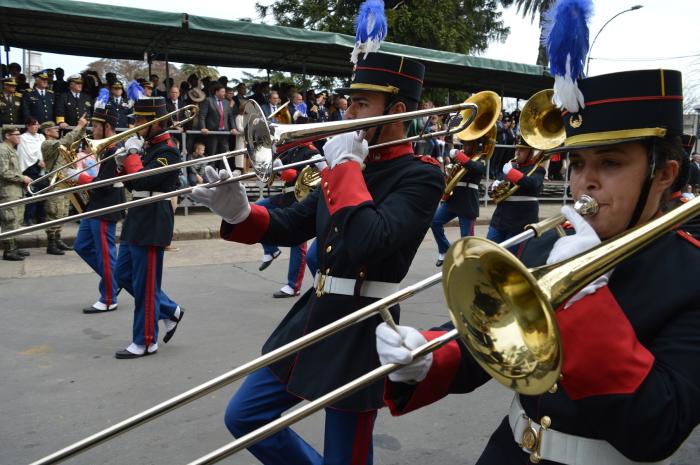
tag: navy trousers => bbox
[431,202,475,254]
[115,243,178,346]
[225,368,376,465]
[486,226,526,255]
[74,218,119,307]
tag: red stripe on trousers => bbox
[100,220,112,307]
[293,242,307,292]
[144,247,156,347]
[350,411,375,465]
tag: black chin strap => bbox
[627,139,658,229]
[368,100,397,147]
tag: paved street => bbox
[1,223,699,465]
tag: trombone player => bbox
[191,52,444,465]
[41,116,88,255]
[376,69,700,465]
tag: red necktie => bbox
[218,100,224,130]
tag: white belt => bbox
[113,182,124,188]
[456,182,479,189]
[504,195,538,202]
[132,190,167,199]
[313,273,400,299]
[508,396,670,465]
[282,186,296,194]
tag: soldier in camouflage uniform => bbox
[0,78,23,125]
[0,126,31,260]
[40,117,88,255]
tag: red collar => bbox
[366,142,413,163]
[670,191,682,200]
[517,158,535,168]
[276,141,316,154]
[148,132,172,145]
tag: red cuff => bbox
[219,204,270,244]
[557,286,654,400]
[385,330,462,415]
[122,154,144,174]
[279,168,298,183]
[77,173,93,185]
[320,162,373,215]
[505,168,524,184]
[454,151,470,166]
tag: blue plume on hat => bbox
[127,80,144,103]
[95,88,109,109]
[351,0,387,64]
[542,0,594,113]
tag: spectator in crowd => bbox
[46,69,55,88]
[83,71,101,99]
[105,72,118,87]
[8,62,21,80]
[162,77,174,95]
[179,80,190,98]
[330,96,347,121]
[184,86,206,154]
[183,141,208,187]
[166,85,186,147]
[232,99,247,170]
[21,70,54,123]
[201,77,213,97]
[199,82,236,164]
[52,67,67,94]
[290,92,307,122]
[17,118,45,226]
[56,74,93,128]
[141,80,154,97]
[16,73,30,93]
[109,81,131,129]
[1,77,23,125]
[233,82,247,108]
[150,74,164,97]
[252,81,270,107]
[0,126,31,261]
[690,153,700,194]
[309,91,328,123]
[224,87,236,109]
[187,73,199,92]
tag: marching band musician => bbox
[376,68,700,465]
[112,96,184,359]
[41,117,88,255]
[256,141,321,298]
[487,136,545,253]
[191,52,444,465]
[71,104,126,314]
[431,139,487,267]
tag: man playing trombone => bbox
[191,53,444,464]
[376,68,700,465]
[112,96,183,359]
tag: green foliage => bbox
[180,64,220,80]
[256,0,510,55]
[238,70,346,94]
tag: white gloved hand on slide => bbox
[376,322,433,383]
[323,132,369,169]
[190,166,250,224]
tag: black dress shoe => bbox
[3,250,24,261]
[163,308,185,344]
[273,290,298,298]
[115,348,157,359]
[435,259,444,267]
[83,305,118,314]
[16,249,30,257]
[258,250,282,271]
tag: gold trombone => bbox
[27,197,598,465]
[491,89,565,203]
[442,91,501,198]
[27,105,199,195]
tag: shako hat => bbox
[92,105,119,127]
[335,53,424,103]
[132,96,167,119]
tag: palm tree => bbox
[500,0,554,66]
[180,64,219,80]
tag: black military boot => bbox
[46,232,65,256]
[56,233,73,251]
[3,249,25,261]
[16,249,30,257]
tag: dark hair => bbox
[25,117,38,126]
[211,83,224,93]
[653,136,689,193]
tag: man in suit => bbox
[21,70,54,124]
[329,97,347,121]
[199,83,236,160]
[108,81,132,129]
[165,85,186,147]
[56,74,93,128]
[261,91,286,122]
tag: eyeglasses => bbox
[9,132,21,136]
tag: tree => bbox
[84,59,185,85]
[256,0,510,55]
[499,0,553,66]
[180,64,219,80]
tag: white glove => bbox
[547,205,610,308]
[449,148,459,160]
[113,147,129,170]
[502,161,513,175]
[376,323,433,383]
[490,180,501,191]
[292,110,302,121]
[124,135,144,154]
[314,157,328,172]
[190,166,251,224]
[273,158,283,169]
[65,168,80,180]
[323,132,369,169]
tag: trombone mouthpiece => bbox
[573,194,599,216]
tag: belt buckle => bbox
[519,416,551,464]
[315,274,327,298]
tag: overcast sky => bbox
[9,0,699,102]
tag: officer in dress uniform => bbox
[21,70,55,124]
[72,104,126,314]
[191,53,444,464]
[487,136,545,253]
[41,118,88,255]
[0,126,31,261]
[108,81,132,129]
[0,78,24,125]
[377,68,700,465]
[55,74,93,128]
[112,96,184,359]
[431,137,488,267]
[256,141,321,298]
